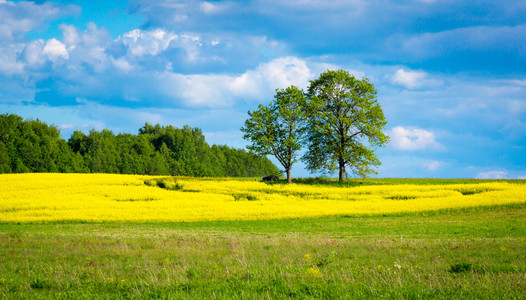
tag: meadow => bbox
[0,174,525,298]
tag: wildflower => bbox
[305,267,322,278]
[393,262,401,270]
[304,254,312,260]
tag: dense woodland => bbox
[0,114,279,177]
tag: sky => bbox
[0,0,525,179]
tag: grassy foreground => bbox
[1,203,525,299]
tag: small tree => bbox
[303,70,389,182]
[241,86,305,183]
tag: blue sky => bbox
[1,0,525,179]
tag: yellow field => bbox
[0,173,525,222]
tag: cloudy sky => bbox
[1,0,525,178]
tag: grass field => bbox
[1,174,525,298]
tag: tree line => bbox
[0,113,279,177]
[242,69,389,183]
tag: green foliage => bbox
[0,113,279,177]
[241,70,390,183]
[0,114,87,173]
[450,262,473,273]
[304,70,389,181]
[241,86,305,183]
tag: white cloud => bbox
[237,56,313,91]
[158,72,235,107]
[0,1,78,41]
[0,44,23,75]
[157,56,313,107]
[22,39,47,67]
[476,171,508,179]
[423,161,442,171]
[114,29,208,62]
[390,126,443,151]
[42,38,69,62]
[53,22,112,73]
[391,68,426,89]
[119,29,177,57]
[518,175,526,180]
[59,24,80,48]
[111,57,134,72]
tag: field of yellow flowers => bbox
[1,173,524,223]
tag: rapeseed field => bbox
[1,173,524,223]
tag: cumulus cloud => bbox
[476,171,508,179]
[390,126,443,151]
[0,1,79,41]
[118,29,177,57]
[42,38,69,62]
[0,1,74,77]
[111,57,134,72]
[60,24,80,48]
[231,56,312,94]
[0,44,24,75]
[22,39,48,67]
[158,56,313,107]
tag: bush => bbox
[449,262,472,273]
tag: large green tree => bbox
[303,70,389,182]
[241,86,305,183]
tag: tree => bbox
[0,113,280,177]
[241,86,305,183]
[303,70,389,182]
[0,142,11,173]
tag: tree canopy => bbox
[0,113,279,177]
[241,86,305,183]
[303,70,389,181]
[242,70,389,183]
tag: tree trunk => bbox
[338,161,345,183]
[286,168,292,184]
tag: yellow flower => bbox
[305,267,322,278]
[304,254,312,260]
[1,174,525,223]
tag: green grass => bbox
[1,203,525,299]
